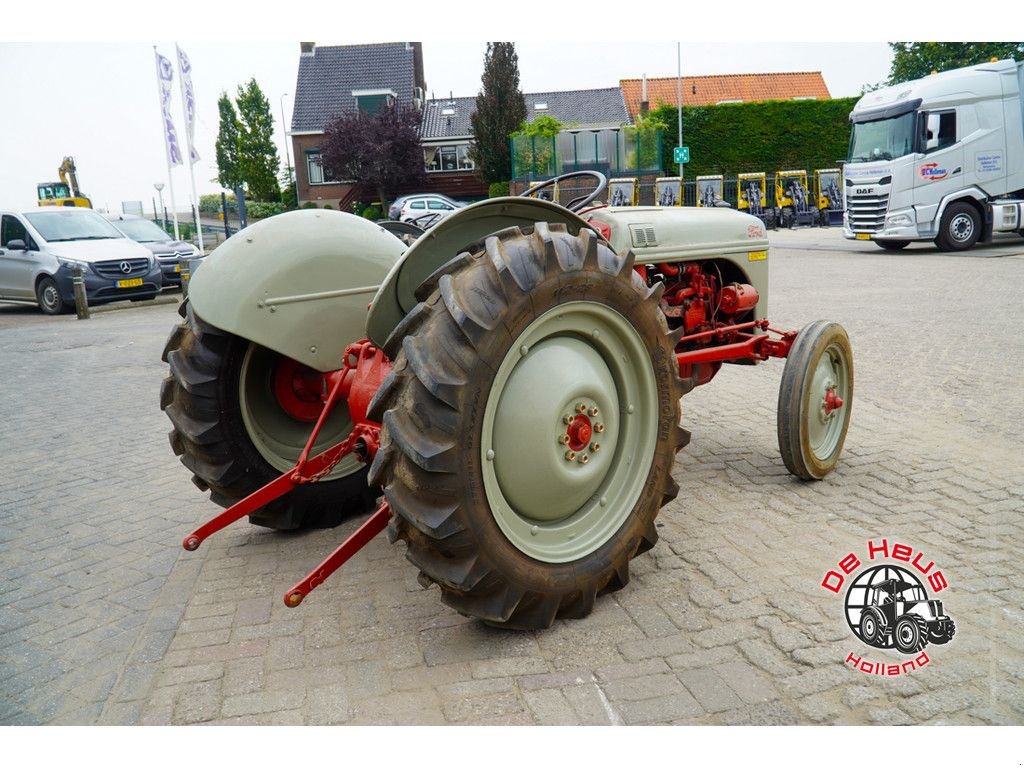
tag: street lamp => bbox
[279,93,295,197]
[154,182,166,230]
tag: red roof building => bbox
[620,72,831,118]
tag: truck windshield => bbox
[848,112,916,162]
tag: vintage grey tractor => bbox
[859,578,956,653]
[161,171,853,630]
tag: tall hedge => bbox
[650,97,859,177]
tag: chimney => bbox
[640,73,649,116]
[300,42,315,56]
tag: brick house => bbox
[290,41,426,209]
[421,87,631,198]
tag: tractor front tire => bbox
[777,320,853,480]
[894,614,929,654]
[368,223,688,630]
[929,618,956,645]
[160,300,378,530]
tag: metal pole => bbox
[280,93,294,195]
[677,43,684,181]
[221,192,231,238]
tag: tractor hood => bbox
[582,206,770,261]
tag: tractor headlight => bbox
[886,213,913,228]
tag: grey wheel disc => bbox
[481,301,659,563]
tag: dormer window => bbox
[352,89,397,114]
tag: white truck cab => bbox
[844,58,1024,251]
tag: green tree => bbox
[624,111,668,172]
[236,79,281,201]
[469,43,527,184]
[214,92,242,191]
[511,115,564,178]
[888,42,1024,84]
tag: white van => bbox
[0,207,163,314]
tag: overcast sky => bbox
[0,4,1005,213]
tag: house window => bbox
[305,150,335,185]
[352,89,396,114]
[426,144,475,172]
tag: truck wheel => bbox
[160,300,378,530]
[367,223,688,629]
[928,618,956,645]
[859,608,885,647]
[777,320,853,480]
[876,240,910,251]
[893,614,929,654]
[936,202,980,251]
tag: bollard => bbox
[73,265,90,320]
[180,258,191,301]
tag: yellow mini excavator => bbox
[37,157,92,208]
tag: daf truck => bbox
[844,58,1024,251]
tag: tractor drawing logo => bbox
[918,163,948,181]
[844,564,956,654]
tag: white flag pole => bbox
[176,44,205,256]
[154,46,180,240]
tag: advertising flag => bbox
[176,45,200,164]
[156,51,183,167]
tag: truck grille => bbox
[94,258,151,278]
[846,192,890,232]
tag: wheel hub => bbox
[951,214,973,241]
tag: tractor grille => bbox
[93,258,151,278]
[846,192,890,232]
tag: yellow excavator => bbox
[37,157,92,208]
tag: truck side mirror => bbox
[5,239,27,251]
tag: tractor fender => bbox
[365,197,593,347]
[187,209,406,372]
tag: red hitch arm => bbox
[283,501,393,607]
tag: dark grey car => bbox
[105,214,204,286]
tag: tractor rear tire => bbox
[777,321,853,480]
[367,223,688,630]
[894,614,929,654]
[859,607,886,647]
[160,300,378,530]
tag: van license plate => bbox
[856,234,871,241]
[174,264,182,272]
[117,278,144,288]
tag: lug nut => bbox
[563,414,572,425]
[594,423,605,433]
[576,403,587,414]
[589,407,599,417]
[559,434,570,445]
[590,443,600,452]
[578,454,589,464]
[565,450,577,461]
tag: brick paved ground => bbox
[1,228,1021,725]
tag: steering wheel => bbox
[519,171,608,212]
